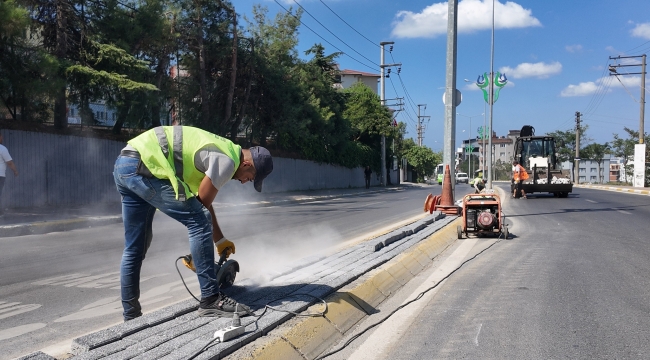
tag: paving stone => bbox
[64,216,456,360]
[15,352,57,360]
[71,318,147,355]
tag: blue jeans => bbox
[113,156,220,321]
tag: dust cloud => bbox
[233,223,342,287]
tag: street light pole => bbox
[487,0,495,189]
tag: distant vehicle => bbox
[512,125,573,198]
[435,164,444,184]
[456,172,469,184]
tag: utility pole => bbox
[609,54,647,187]
[574,111,581,185]
[443,0,459,186]
[380,41,401,186]
[487,0,495,189]
[417,104,430,146]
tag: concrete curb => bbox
[0,216,123,238]
[0,188,400,238]
[229,217,462,360]
[574,184,650,196]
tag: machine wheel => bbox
[558,192,569,198]
[457,225,463,239]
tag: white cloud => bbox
[610,75,642,88]
[560,76,642,97]
[631,23,650,39]
[560,82,599,97]
[391,0,541,39]
[499,61,562,79]
[565,44,583,53]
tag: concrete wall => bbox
[0,129,394,209]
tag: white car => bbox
[456,172,469,184]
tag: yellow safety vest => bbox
[128,126,241,200]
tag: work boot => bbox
[198,292,251,317]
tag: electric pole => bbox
[380,41,401,186]
[609,54,647,187]
[417,104,430,146]
[574,111,581,184]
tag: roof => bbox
[340,69,380,78]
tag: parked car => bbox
[456,172,469,184]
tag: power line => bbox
[290,0,379,67]
[388,52,420,115]
[582,58,613,116]
[317,0,379,48]
[388,77,417,129]
[624,40,650,54]
[272,0,377,72]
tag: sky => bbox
[234,0,650,153]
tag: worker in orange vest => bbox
[512,160,528,199]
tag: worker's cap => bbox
[251,146,273,192]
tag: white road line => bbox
[355,201,385,208]
[617,210,632,215]
[585,199,598,203]
[474,323,483,346]
[0,303,42,320]
[347,237,480,360]
[0,323,46,341]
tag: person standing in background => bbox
[0,131,19,216]
[364,166,372,189]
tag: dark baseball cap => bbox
[250,146,273,192]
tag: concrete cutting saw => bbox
[181,247,239,288]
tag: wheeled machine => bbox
[457,193,508,239]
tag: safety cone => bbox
[435,164,460,215]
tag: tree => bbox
[611,127,650,185]
[404,143,440,183]
[343,82,394,142]
[581,143,610,183]
[0,0,59,122]
[242,5,303,147]
[547,126,590,179]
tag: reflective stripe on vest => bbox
[128,126,242,201]
[154,126,187,201]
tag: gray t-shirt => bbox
[123,144,236,190]
[0,144,13,177]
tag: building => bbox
[457,129,519,172]
[338,69,380,94]
[561,156,612,184]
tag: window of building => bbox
[500,152,506,157]
[500,144,506,147]
[591,168,596,173]
[579,168,586,173]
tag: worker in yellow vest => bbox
[113,126,273,321]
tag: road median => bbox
[229,217,462,360]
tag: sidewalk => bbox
[574,183,650,195]
[0,185,422,238]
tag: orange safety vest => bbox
[514,165,529,181]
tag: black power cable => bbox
[316,232,506,359]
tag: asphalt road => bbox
[0,184,470,360]
[325,185,650,360]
